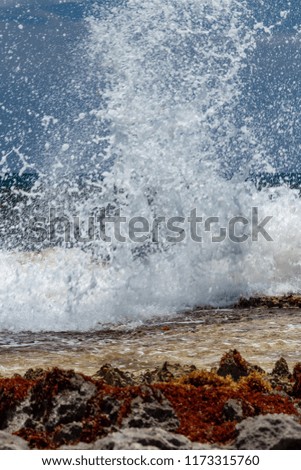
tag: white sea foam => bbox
[1,0,300,331]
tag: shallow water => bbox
[1,308,301,377]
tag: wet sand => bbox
[1,304,301,376]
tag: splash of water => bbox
[1,0,301,331]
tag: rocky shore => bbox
[1,349,301,450]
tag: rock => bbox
[46,379,96,430]
[268,358,293,394]
[217,350,264,381]
[141,362,197,384]
[235,414,301,450]
[93,364,135,387]
[90,428,197,450]
[61,432,222,450]
[60,442,93,450]
[122,386,179,432]
[217,350,250,381]
[235,295,301,309]
[0,431,29,450]
[272,358,291,378]
[292,363,301,398]
[24,368,45,380]
[6,368,97,448]
[100,396,120,426]
[54,423,83,444]
[223,399,244,422]
[2,357,301,450]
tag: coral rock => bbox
[93,364,135,387]
[236,414,301,450]
[122,386,179,431]
[272,358,291,378]
[223,399,244,422]
[217,350,252,381]
[24,368,45,381]
[292,363,301,398]
[141,362,197,384]
[0,431,29,449]
[90,427,197,450]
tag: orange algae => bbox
[237,372,272,393]
[5,369,301,448]
[178,369,233,387]
[2,351,301,449]
[155,368,297,444]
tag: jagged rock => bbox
[100,396,120,426]
[122,386,179,432]
[0,431,29,450]
[34,370,96,428]
[217,350,264,381]
[89,428,199,450]
[7,368,97,442]
[46,380,96,430]
[61,433,221,450]
[141,362,197,384]
[24,368,45,380]
[223,399,244,422]
[2,357,301,450]
[235,295,301,309]
[54,423,83,444]
[269,358,293,394]
[60,442,93,450]
[122,386,179,431]
[235,414,301,450]
[292,363,301,398]
[272,358,291,378]
[93,364,135,387]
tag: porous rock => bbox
[46,380,96,430]
[24,368,45,380]
[7,369,97,440]
[88,428,199,450]
[235,414,301,450]
[217,350,264,381]
[141,362,197,384]
[93,364,135,387]
[0,431,29,450]
[268,358,293,394]
[292,363,301,398]
[61,432,221,451]
[53,423,83,444]
[272,358,291,378]
[222,399,244,422]
[122,386,179,432]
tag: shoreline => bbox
[1,297,301,377]
[1,297,301,449]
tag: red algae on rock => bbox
[1,351,301,449]
[155,374,297,444]
[217,349,264,381]
[0,377,34,429]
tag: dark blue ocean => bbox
[1,1,301,175]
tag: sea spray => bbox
[1,1,301,331]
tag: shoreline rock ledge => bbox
[1,350,301,450]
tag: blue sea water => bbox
[1,1,301,331]
[1,0,301,175]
